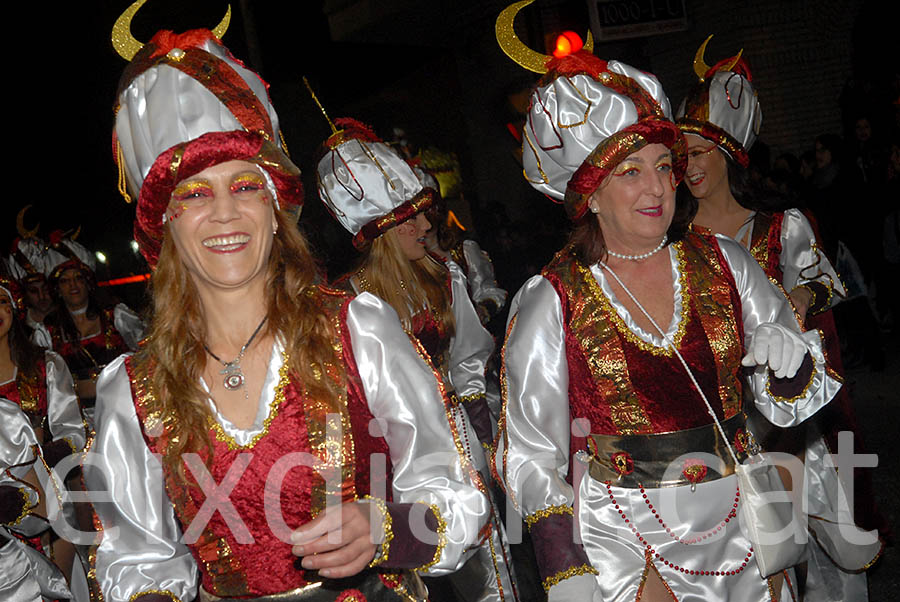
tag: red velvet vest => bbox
[541,230,746,462]
[50,308,130,381]
[0,358,48,432]
[747,211,785,282]
[127,288,393,597]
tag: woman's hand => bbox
[741,322,807,379]
[289,500,379,578]
[788,286,812,324]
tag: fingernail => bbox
[320,569,332,578]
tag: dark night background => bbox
[8,0,896,300]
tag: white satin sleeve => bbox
[85,356,199,602]
[461,240,508,311]
[779,209,846,304]
[346,293,490,574]
[717,235,842,426]
[44,350,86,451]
[0,399,43,531]
[494,275,573,516]
[447,260,494,399]
[113,303,145,352]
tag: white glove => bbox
[741,322,807,379]
[548,573,603,602]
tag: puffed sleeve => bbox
[717,235,842,426]
[492,276,595,588]
[0,399,42,527]
[461,240,507,319]
[44,350,86,452]
[779,209,846,313]
[447,260,495,445]
[84,356,199,602]
[346,293,490,575]
[113,303,145,352]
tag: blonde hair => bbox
[136,210,343,483]
[356,229,455,338]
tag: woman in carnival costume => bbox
[44,238,144,418]
[316,115,518,602]
[0,272,87,588]
[492,3,841,600]
[84,5,488,601]
[676,37,883,600]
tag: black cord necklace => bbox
[204,316,268,395]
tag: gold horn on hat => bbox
[693,34,743,83]
[16,205,39,239]
[112,0,232,61]
[496,0,593,74]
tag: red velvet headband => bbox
[49,259,95,290]
[676,119,749,168]
[135,130,303,267]
[0,276,24,316]
[352,187,436,249]
[564,119,687,220]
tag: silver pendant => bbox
[221,362,245,390]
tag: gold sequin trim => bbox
[458,392,486,405]
[524,504,573,530]
[208,351,290,450]
[128,590,181,602]
[415,504,448,572]
[590,246,690,357]
[765,352,816,404]
[541,563,598,593]
[364,495,393,568]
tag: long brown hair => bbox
[137,209,342,482]
[355,229,455,338]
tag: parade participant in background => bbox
[677,38,883,600]
[6,219,68,348]
[416,149,508,327]
[0,397,72,601]
[85,7,488,601]
[1,270,88,595]
[44,235,143,416]
[417,167,509,426]
[0,273,85,467]
[493,6,841,599]
[317,117,517,602]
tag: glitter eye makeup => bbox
[612,163,640,177]
[231,173,267,198]
[171,180,213,202]
[167,181,212,222]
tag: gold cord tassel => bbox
[116,141,133,204]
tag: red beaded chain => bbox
[640,484,740,545]
[604,481,753,577]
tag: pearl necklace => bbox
[606,234,668,261]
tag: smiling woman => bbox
[84,14,488,602]
[494,39,842,602]
[318,119,516,602]
[165,160,278,297]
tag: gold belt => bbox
[586,412,757,489]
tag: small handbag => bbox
[601,262,806,577]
